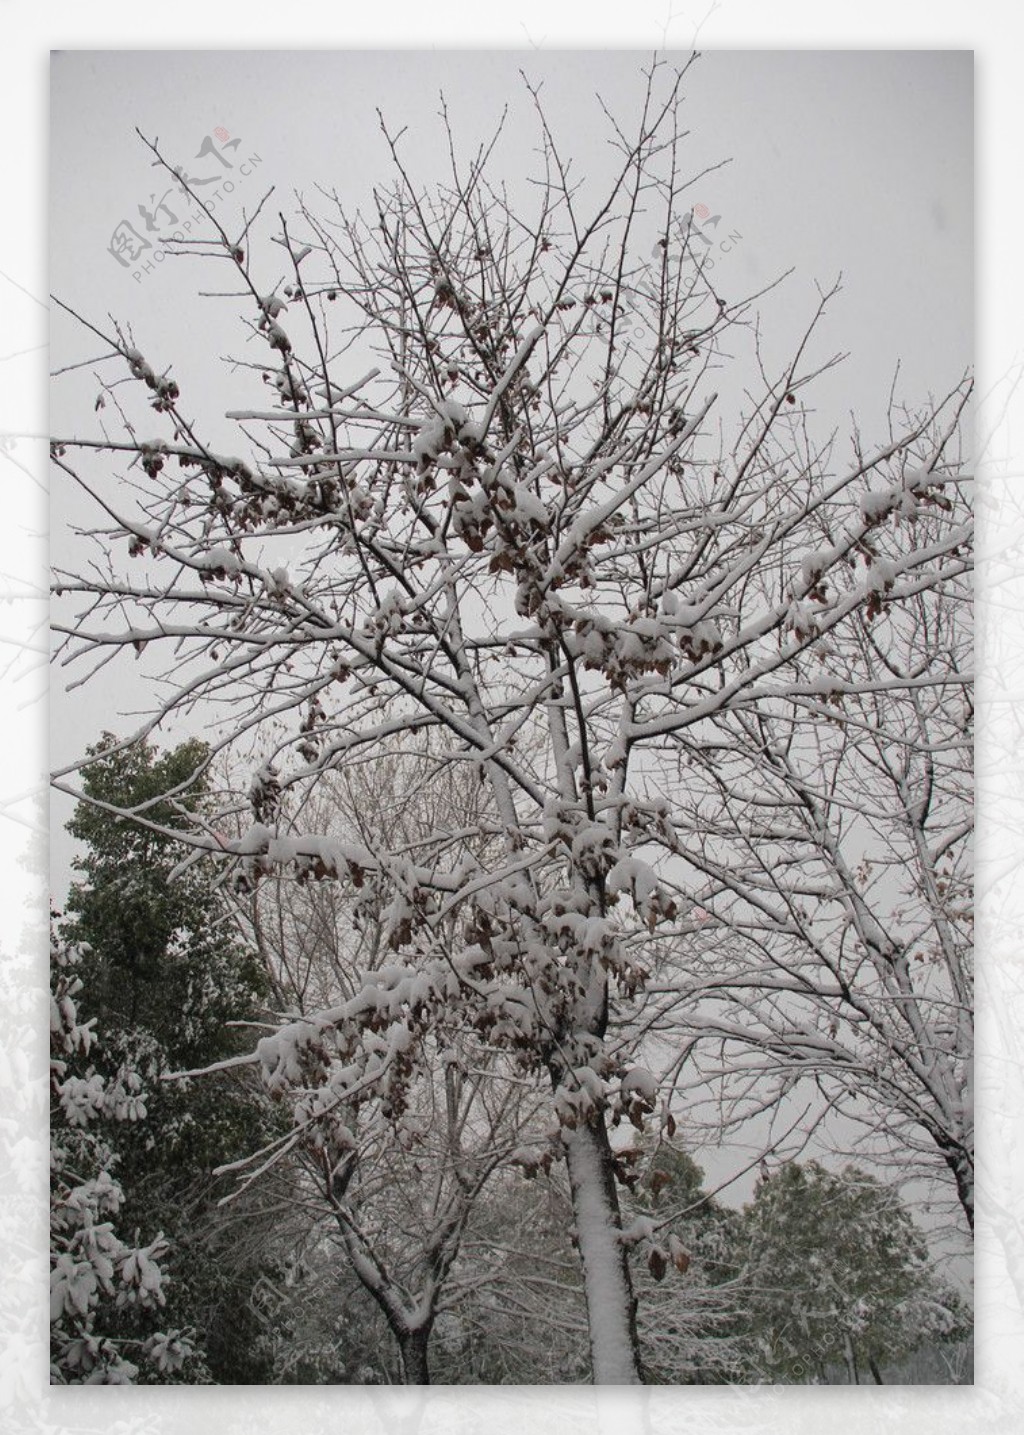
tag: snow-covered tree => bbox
[61,736,283,1382]
[424,1165,591,1384]
[219,743,551,1384]
[736,1160,969,1383]
[640,529,973,1234]
[51,60,971,1382]
[50,918,200,1383]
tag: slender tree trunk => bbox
[868,1354,885,1384]
[330,1202,436,1386]
[397,1326,432,1385]
[563,1111,643,1384]
[843,1332,859,1384]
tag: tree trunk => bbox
[397,1326,432,1385]
[868,1354,885,1384]
[563,1112,643,1384]
[944,1146,974,1232]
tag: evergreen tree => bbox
[738,1161,969,1383]
[60,735,281,1381]
[50,916,202,1383]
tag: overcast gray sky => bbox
[50,49,970,395]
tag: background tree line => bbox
[52,735,970,1384]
